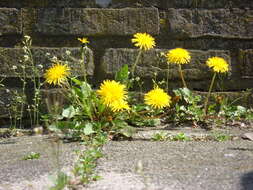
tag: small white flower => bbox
[65,50,71,55]
[12,66,17,70]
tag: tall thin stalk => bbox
[178,64,187,88]
[80,46,87,83]
[204,72,217,115]
[131,50,142,78]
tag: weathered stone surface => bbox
[165,9,253,39]
[101,48,231,80]
[160,0,253,9]
[0,0,22,8]
[239,49,253,78]
[23,0,98,8]
[0,47,94,77]
[24,8,159,36]
[0,8,22,36]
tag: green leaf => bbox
[80,82,92,98]
[119,125,136,137]
[83,123,95,135]
[115,64,129,85]
[62,106,76,118]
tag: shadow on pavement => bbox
[241,171,253,190]
[228,147,253,152]
[0,140,16,145]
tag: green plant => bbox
[73,132,107,184]
[23,152,40,160]
[211,132,231,142]
[171,132,190,141]
[171,88,204,125]
[50,172,69,190]
[151,132,169,141]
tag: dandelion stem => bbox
[81,46,87,83]
[178,64,187,88]
[131,50,142,78]
[166,63,170,92]
[204,72,217,115]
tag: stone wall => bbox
[0,0,253,117]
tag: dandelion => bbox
[204,56,229,115]
[206,57,229,73]
[77,37,89,44]
[166,48,191,65]
[131,33,156,78]
[44,63,70,86]
[109,99,130,112]
[144,87,171,109]
[166,48,191,88]
[131,33,155,51]
[97,80,127,106]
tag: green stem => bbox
[166,63,170,92]
[178,64,187,88]
[131,50,142,78]
[204,72,217,115]
[81,46,87,83]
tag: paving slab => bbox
[87,140,253,190]
[1,128,253,190]
[0,135,82,190]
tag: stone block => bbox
[0,8,22,36]
[101,48,231,80]
[165,8,253,39]
[23,8,159,36]
[160,0,253,9]
[0,0,22,8]
[23,0,98,8]
[239,49,253,78]
[0,47,94,78]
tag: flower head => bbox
[44,63,70,86]
[206,57,229,73]
[166,48,191,65]
[97,80,127,106]
[109,99,130,112]
[144,87,171,109]
[131,33,155,51]
[78,37,89,44]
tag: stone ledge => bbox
[0,8,22,36]
[22,8,159,36]
[101,48,231,80]
[164,8,253,39]
[0,47,94,78]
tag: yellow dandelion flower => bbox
[131,33,156,51]
[206,57,229,73]
[109,99,130,112]
[166,48,191,64]
[144,87,171,109]
[97,80,127,106]
[44,63,70,86]
[78,37,89,44]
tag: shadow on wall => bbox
[96,0,112,7]
[241,171,253,190]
